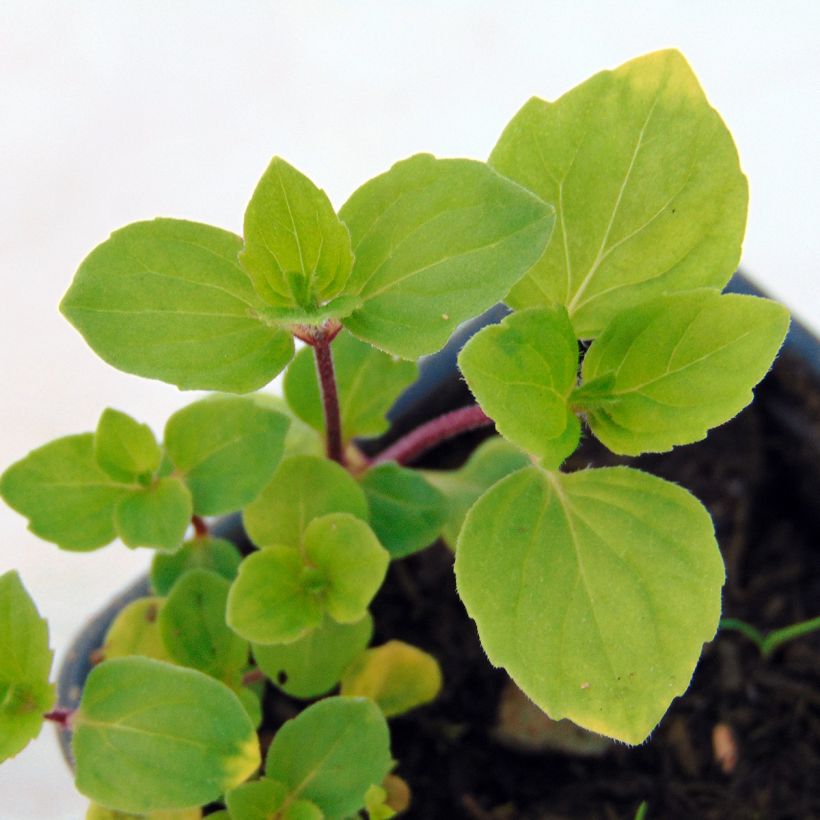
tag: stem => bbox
[312,331,345,466]
[720,615,820,659]
[242,667,265,686]
[44,707,74,729]
[373,404,494,467]
[191,515,209,538]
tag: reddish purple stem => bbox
[43,707,74,729]
[313,332,345,466]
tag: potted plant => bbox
[1,49,816,818]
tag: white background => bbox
[1,2,818,816]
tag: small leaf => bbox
[340,640,442,717]
[225,777,288,820]
[240,157,354,310]
[364,785,395,820]
[284,331,417,442]
[359,463,446,558]
[282,801,323,820]
[265,697,392,820]
[458,307,581,467]
[253,614,373,699]
[455,466,725,744]
[94,408,161,482]
[423,437,530,547]
[164,396,289,515]
[159,570,248,682]
[574,291,790,455]
[243,456,368,550]
[250,395,325,459]
[236,685,263,729]
[73,658,260,814]
[339,153,555,359]
[0,571,54,762]
[0,434,132,551]
[114,477,193,551]
[60,219,294,392]
[101,597,173,663]
[490,49,748,338]
[151,537,243,596]
[86,803,202,819]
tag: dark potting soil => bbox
[259,348,820,820]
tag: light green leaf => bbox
[94,408,161,483]
[101,597,173,663]
[86,803,202,819]
[282,801,323,819]
[284,331,417,442]
[490,49,748,338]
[0,434,133,551]
[159,570,249,682]
[150,537,243,596]
[358,463,446,558]
[164,396,289,516]
[455,465,725,744]
[303,514,389,624]
[339,153,555,359]
[364,784,395,820]
[0,571,54,762]
[423,437,530,547]
[236,685,263,729]
[60,219,294,392]
[227,547,324,645]
[243,456,368,550]
[251,395,325,459]
[240,157,354,310]
[340,640,442,717]
[265,697,392,820]
[73,658,260,814]
[458,306,581,467]
[225,777,288,820]
[255,294,361,327]
[114,477,193,551]
[573,291,790,455]
[253,614,373,699]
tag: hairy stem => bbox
[373,404,494,467]
[312,328,345,466]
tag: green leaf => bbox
[164,396,289,515]
[423,437,530,547]
[240,157,354,310]
[255,294,361,327]
[458,306,581,467]
[0,571,54,762]
[282,801,323,820]
[225,778,288,820]
[339,153,555,359]
[114,477,193,551]
[151,537,243,596]
[243,456,368,550]
[253,614,373,699]
[489,49,748,338]
[250,395,325,458]
[573,291,790,455]
[101,597,173,663]
[73,657,260,813]
[364,785,396,820]
[159,570,249,682]
[283,331,418,442]
[60,219,295,392]
[86,803,202,819]
[265,697,392,820]
[358,463,446,558]
[340,640,442,717]
[455,465,725,744]
[94,408,161,483]
[0,434,132,551]
[227,547,324,645]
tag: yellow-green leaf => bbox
[101,597,173,663]
[114,477,193,552]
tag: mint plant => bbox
[0,48,793,817]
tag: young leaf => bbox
[164,396,289,515]
[455,466,725,744]
[253,613,373,699]
[114,477,193,551]
[340,640,442,717]
[94,408,162,483]
[0,434,133,551]
[284,331,418,442]
[573,291,790,454]
[159,570,249,682]
[0,571,54,762]
[265,697,392,820]
[338,153,555,359]
[150,536,242,596]
[458,306,581,467]
[60,219,295,392]
[225,778,288,820]
[101,597,173,663]
[423,437,530,547]
[240,157,354,310]
[73,657,260,814]
[490,49,748,338]
[358,463,446,558]
[243,456,368,550]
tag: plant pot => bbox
[56,273,820,819]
